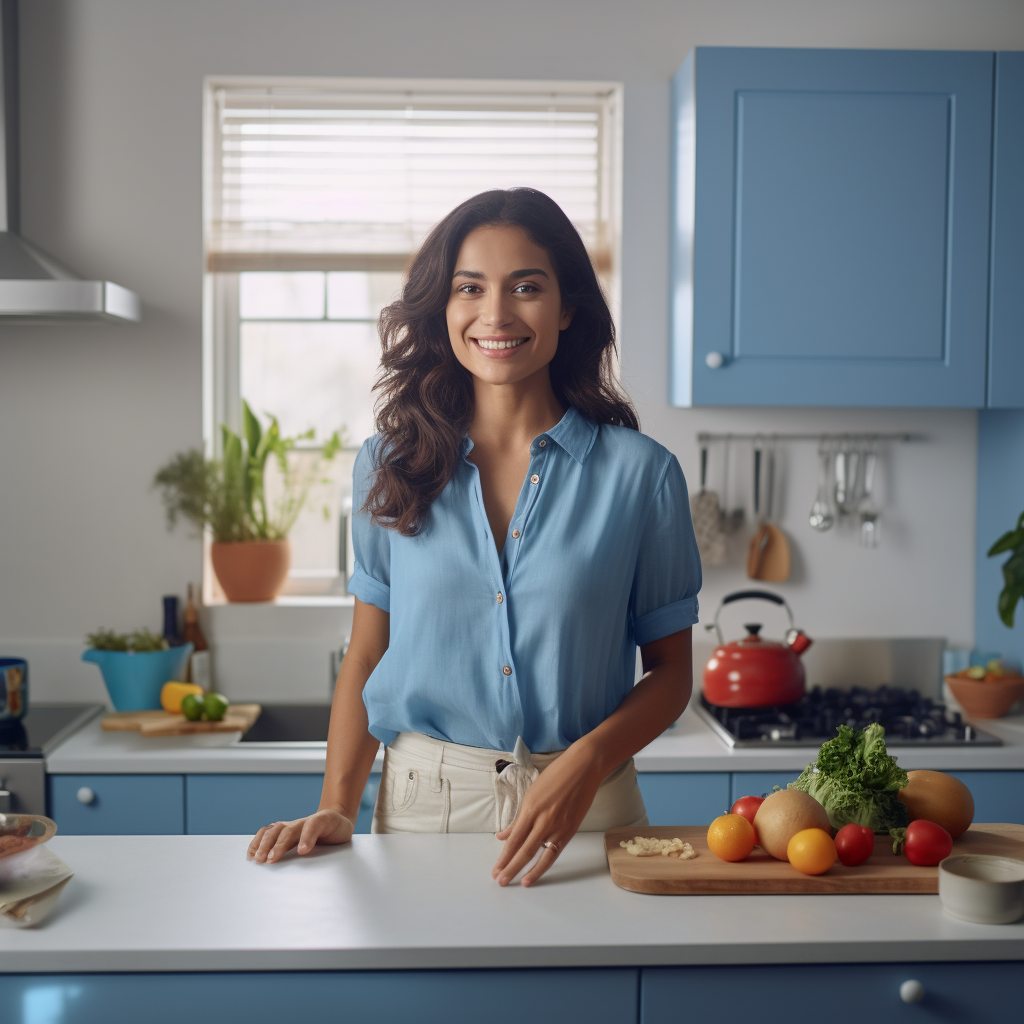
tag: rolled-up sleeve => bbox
[630,454,702,647]
[348,437,391,612]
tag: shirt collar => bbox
[460,405,599,465]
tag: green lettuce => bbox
[789,723,909,832]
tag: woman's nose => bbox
[481,293,513,327]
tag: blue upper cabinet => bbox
[989,53,1024,409]
[671,48,995,407]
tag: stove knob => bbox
[76,787,96,805]
[900,980,925,1004]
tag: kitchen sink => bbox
[238,703,331,743]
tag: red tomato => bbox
[834,824,874,866]
[730,796,764,827]
[904,819,953,866]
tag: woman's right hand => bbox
[247,809,354,863]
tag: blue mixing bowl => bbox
[82,644,194,711]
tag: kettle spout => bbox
[785,628,812,656]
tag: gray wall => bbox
[4,0,1023,703]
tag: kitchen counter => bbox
[44,703,1024,775]
[3,832,1023,973]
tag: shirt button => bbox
[502,665,512,675]
[539,439,546,447]
[512,529,520,538]
[530,473,539,484]
[496,593,503,603]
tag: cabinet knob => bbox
[900,980,925,1004]
[705,351,725,369]
[76,786,96,805]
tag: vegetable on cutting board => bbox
[898,770,975,839]
[892,819,954,865]
[787,828,836,875]
[160,682,203,713]
[752,788,831,860]
[834,823,875,867]
[789,722,909,833]
[730,795,765,828]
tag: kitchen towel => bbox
[0,845,74,927]
[494,735,541,832]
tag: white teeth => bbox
[477,338,527,351]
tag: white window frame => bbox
[202,75,624,606]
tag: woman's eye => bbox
[456,284,481,294]
[513,282,539,294]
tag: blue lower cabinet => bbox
[0,968,639,1024]
[729,771,801,804]
[48,775,185,835]
[185,773,381,835]
[642,962,1023,1023]
[637,772,730,825]
[945,771,1024,825]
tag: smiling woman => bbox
[248,189,702,887]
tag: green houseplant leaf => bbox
[988,510,1024,629]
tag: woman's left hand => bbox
[491,743,604,887]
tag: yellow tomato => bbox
[160,681,204,713]
[707,813,757,862]
[787,828,837,875]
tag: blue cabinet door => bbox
[988,53,1024,408]
[945,770,1024,825]
[729,771,801,805]
[48,774,185,835]
[643,962,1023,1022]
[186,774,381,835]
[671,47,994,407]
[637,772,730,825]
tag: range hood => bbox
[0,0,140,324]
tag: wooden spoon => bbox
[746,444,770,578]
[759,444,791,582]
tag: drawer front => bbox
[637,772,730,826]
[0,968,639,1024]
[186,774,381,835]
[48,774,185,835]
[643,962,1024,1023]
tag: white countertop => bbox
[45,704,1024,775]
[2,833,1022,973]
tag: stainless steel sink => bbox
[238,703,331,743]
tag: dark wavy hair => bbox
[364,187,639,536]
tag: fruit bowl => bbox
[0,814,58,861]
[945,673,1024,719]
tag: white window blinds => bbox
[206,78,620,273]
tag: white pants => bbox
[371,731,649,834]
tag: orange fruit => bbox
[787,828,837,875]
[707,813,757,862]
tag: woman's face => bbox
[446,224,573,387]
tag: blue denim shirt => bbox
[348,404,701,753]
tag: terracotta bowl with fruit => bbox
[946,661,1024,719]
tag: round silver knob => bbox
[900,980,925,1004]
[705,351,725,369]
[76,786,96,805]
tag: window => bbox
[203,76,623,600]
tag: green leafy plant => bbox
[988,511,1024,628]
[153,400,344,543]
[85,628,169,652]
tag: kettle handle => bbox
[709,589,795,644]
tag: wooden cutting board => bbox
[101,704,262,736]
[605,823,1024,895]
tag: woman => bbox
[247,188,701,886]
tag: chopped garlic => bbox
[618,836,697,859]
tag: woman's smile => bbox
[472,335,531,356]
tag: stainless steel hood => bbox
[0,0,140,324]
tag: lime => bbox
[180,693,204,721]
[203,692,229,722]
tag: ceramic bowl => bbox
[939,854,1024,924]
[0,814,58,861]
[944,674,1024,719]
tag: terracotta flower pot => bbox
[945,674,1024,719]
[210,539,291,603]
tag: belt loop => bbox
[424,738,443,791]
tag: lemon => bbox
[160,681,203,713]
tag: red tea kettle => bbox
[702,590,812,707]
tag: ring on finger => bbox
[541,840,559,853]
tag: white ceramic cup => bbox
[938,855,1024,925]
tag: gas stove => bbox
[695,687,1002,748]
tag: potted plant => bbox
[988,510,1024,629]
[82,629,194,712]
[154,401,343,602]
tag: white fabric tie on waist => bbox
[493,735,539,832]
